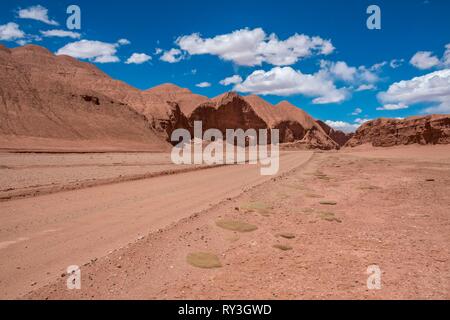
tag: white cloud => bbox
[320,60,379,86]
[176,28,334,66]
[324,120,359,133]
[370,61,387,71]
[40,29,80,39]
[422,101,450,114]
[443,44,450,66]
[18,5,58,25]
[196,82,211,88]
[351,108,363,115]
[355,84,376,92]
[410,51,440,70]
[219,75,243,86]
[0,22,25,41]
[160,48,183,63]
[390,59,404,68]
[358,65,379,83]
[56,40,120,63]
[322,60,357,82]
[125,53,151,64]
[117,38,130,45]
[234,66,348,104]
[378,69,450,114]
[325,117,372,133]
[154,48,163,55]
[354,118,371,125]
[376,103,409,111]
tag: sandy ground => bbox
[0,145,449,299]
[0,152,209,201]
[0,151,311,299]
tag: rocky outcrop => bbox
[316,120,353,147]
[190,92,268,133]
[345,115,450,147]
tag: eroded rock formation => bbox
[345,115,450,147]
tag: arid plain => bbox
[0,145,448,299]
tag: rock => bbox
[345,115,450,147]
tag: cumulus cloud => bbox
[56,40,120,63]
[18,5,58,25]
[376,103,409,111]
[390,59,404,68]
[443,44,450,66]
[354,118,371,125]
[410,51,440,70]
[125,53,151,64]
[319,60,380,91]
[160,48,183,63]
[234,66,348,104]
[0,22,25,41]
[40,29,80,39]
[355,84,376,92]
[378,69,450,113]
[324,120,359,133]
[175,28,334,66]
[320,60,356,82]
[219,75,243,86]
[196,82,211,88]
[351,108,363,115]
[117,38,130,45]
[325,117,372,133]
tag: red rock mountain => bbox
[0,44,350,151]
[0,44,171,151]
[345,115,450,147]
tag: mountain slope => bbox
[0,44,170,151]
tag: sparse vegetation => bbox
[216,219,258,232]
[359,185,381,190]
[305,193,325,198]
[186,252,222,269]
[277,233,296,239]
[241,202,272,216]
[319,200,337,205]
[318,211,342,223]
[273,244,293,251]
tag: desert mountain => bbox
[0,44,170,152]
[345,115,450,147]
[0,44,350,151]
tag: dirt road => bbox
[0,151,313,299]
[26,145,450,300]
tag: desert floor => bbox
[0,145,449,299]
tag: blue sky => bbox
[1,0,449,131]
